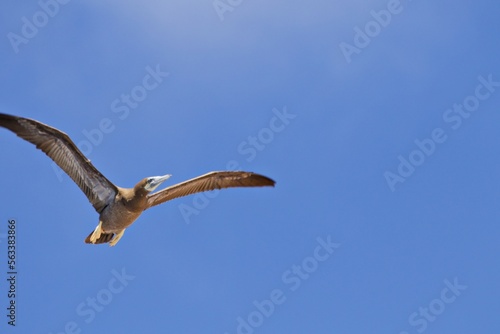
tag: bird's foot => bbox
[109,229,125,247]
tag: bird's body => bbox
[89,185,147,245]
[100,185,146,233]
[0,113,275,246]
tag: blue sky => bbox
[1,0,500,333]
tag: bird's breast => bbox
[99,201,143,232]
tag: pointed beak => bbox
[146,174,172,191]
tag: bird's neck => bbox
[120,187,148,212]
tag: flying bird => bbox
[0,113,275,246]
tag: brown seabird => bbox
[0,113,275,246]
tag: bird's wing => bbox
[0,113,117,213]
[146,171,275,209]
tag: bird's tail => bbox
[84,231,114,244]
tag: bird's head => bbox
[142,174,172,192]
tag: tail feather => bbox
[84,231,114,244]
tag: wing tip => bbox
[0,113,20,128]
[248,172,276,187]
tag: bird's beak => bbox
[146,174,172,191]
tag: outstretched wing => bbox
[146,171,275,209]
[0,113,117,213]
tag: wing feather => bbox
[0,113,117,213]
[146,171,275,209]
